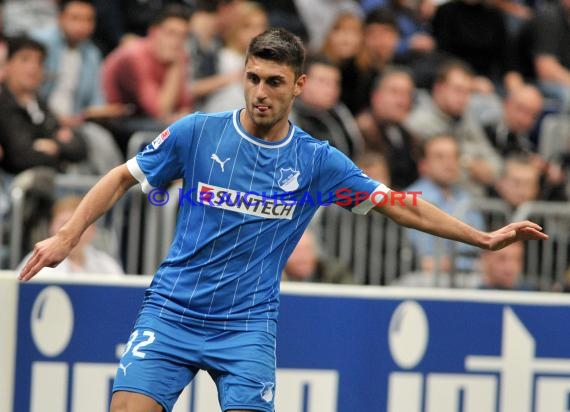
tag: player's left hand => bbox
[486,220,548,251]
[19,233,75,281]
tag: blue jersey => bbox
[127,110,385,335]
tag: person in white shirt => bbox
[18,195,124,275]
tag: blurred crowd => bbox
[0,0,569,290]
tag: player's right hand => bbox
[485,220,548,251]
[18,234,75,281]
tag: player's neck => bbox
[240,109,290,142]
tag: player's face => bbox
[242,56,306,139]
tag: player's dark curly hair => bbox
[246,28,306,79]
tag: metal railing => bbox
[512,201,570,289]
[6,157,568,288]
[8,172,125,270]
[315,198,569,289]
[316,206,414,285]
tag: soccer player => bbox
[19,28,547,412]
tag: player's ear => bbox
[293,74,307,97]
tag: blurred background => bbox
[0,0,569,292]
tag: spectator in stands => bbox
[389,0,436,62]
[187,0,238,111]
[31,0,124,174]
[320,11,363,66]
[493,155,540,209]
[479,242,534,290]
[406,135,484,273]
[320,11,366,118]
[294,0,363,53]
[0,38,6,83]
[256,0,308,43]
[283,228,353,284]
[186,1,251,111]
[532,0,570,112]
[485,86,568,200]
[430,0,508,124]
[17,195,124,275]
[389,0,452,90]
[0,36,87,175]
[431,0,508,89]
[202,1,268,113]
[101,5,192,152]
[92,0,200,56]
[2,0,57,36]
[344,7,401,115]
[405,60,503,194]
[31,0,127,129]
[187,0,221,81]
[484,85,543,157]
[356,66,419,189]
[0,14,7,82]
[291,55,364,159]
[213,0,245,40]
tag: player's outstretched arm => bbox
[373,193,548,251]
[19,164,138,281]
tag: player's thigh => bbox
[110,390,164,412]
[206,329,276,412]
[113,314,200,411]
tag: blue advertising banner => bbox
[3,272,570,412]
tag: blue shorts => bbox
[112,312,276,412]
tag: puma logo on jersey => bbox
[211,154,231,172]
[119,362,132,376]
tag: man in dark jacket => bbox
[291,55,364,159]
[356,66,419,189]
[0,36,87,175]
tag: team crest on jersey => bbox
[260,382,274,403]
[278,168,300,191]
[151,128,170,149]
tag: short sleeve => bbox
[317,144,390,215]
[126,114,195,193]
